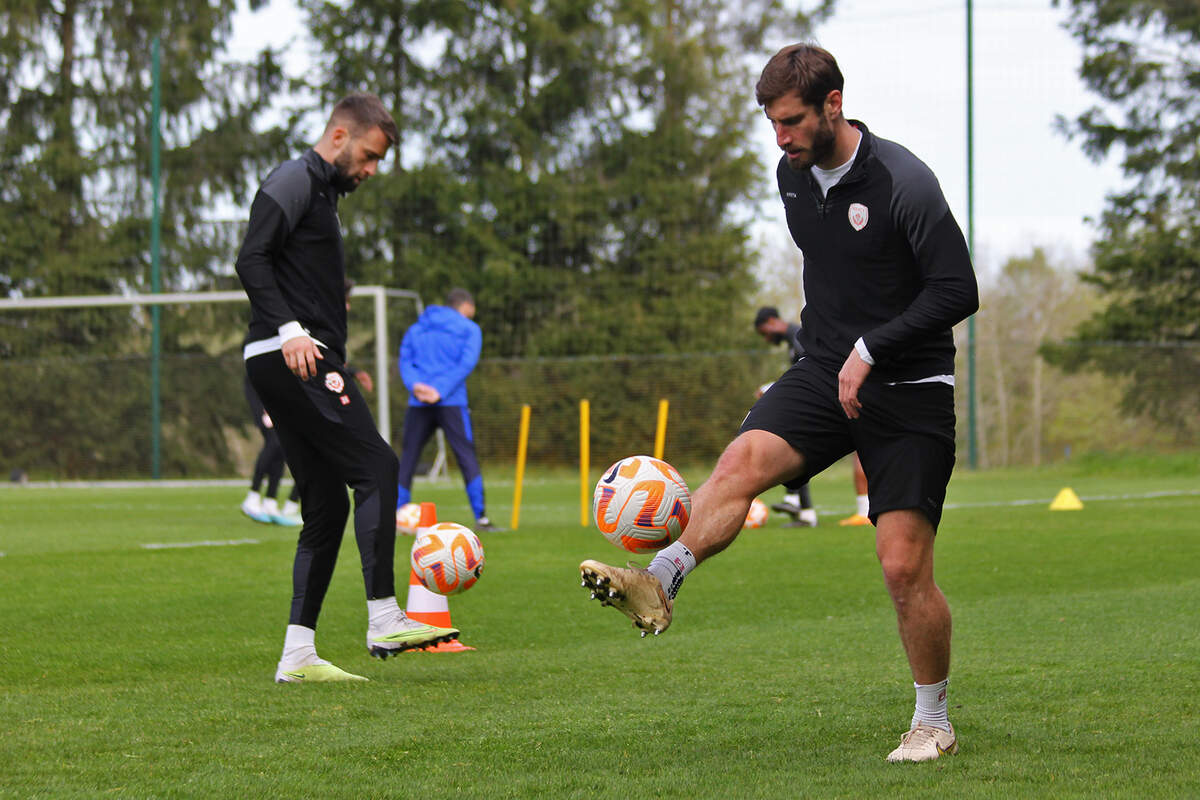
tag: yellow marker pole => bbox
[580,399,590,526]
[653,398,669,460]
[510,404,531,530]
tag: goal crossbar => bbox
[0,286,420,445]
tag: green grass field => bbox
[2,454,1198,798]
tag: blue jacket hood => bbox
[398,305,482,406]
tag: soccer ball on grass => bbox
[592,455,691,553]
[743,497,769,529]
[396,502,422,534]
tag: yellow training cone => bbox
[1049,487,1084,511]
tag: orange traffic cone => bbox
[405,502,474,652]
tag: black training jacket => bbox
[777,121,979,384]
[236,149,349,362]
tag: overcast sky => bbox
[230,0,1124,276]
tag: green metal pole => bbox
[966,0,978,469]
[150,37,163,479]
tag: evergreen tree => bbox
[0,1,297,476]
[298,0,831,357]
[0,1,294,314]
[1049,0,1200,433]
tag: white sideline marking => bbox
[943,488,1200,511]
[141,538,260,550]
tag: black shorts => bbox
[740,357,956,530]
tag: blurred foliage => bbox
[1051,0,1200,429]
[299,0,832,357]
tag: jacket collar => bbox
[840,120,874,183]
[302,148,342,196]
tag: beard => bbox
[786,115,837,172]
[331,149,360,194]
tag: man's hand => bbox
[838,349,872,419]
[282,336,323,380]
[413,382,440,404]
[354,370,374,393]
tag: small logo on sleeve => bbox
[848,202,869,231]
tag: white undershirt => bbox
[810,129,861,199]
[243,321,326,360]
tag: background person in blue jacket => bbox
[397,288,500,532]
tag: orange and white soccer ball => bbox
[593,455,691,553]
[395,502,423,535]
[410,522,485,595]
[743,497,769,529]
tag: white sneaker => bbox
[270,500,302,526]
[886,722,958,762]
[365,610,459,659]
[241,495,271,523]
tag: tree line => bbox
[1,0,1196,477]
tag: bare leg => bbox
[579,430,804,635]
[679,429,804,563]
[852,452,868,495]
[874,509,951,684]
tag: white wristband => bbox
[278,321,307,345]
[854,337,875,366]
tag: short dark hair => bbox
[755,44,844,109]
[754,306,780,328]
[329,92,399,146]
[446,287,474,309]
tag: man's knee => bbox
[708,430,803,498]
[300,489,350,546]
[875,510,935,594]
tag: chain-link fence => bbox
[2,295,1196,480]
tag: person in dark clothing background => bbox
[753,305,817,527]
[240,376,301,526]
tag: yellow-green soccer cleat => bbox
[886,723,958,763]
[579,559,673,637]
[274,662,368,684]
[366,611,459,659]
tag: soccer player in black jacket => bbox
[580,45,978,762]
[237,93,458,684]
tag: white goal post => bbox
[0,285,420,448]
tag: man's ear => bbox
[824,89,843,119]
[329,124,351,152]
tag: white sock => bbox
[646,541,697,599]
[912,679,950,732]
[280,624,325,667]
[783,492,800,507]
[367,596,402,628]
[856,494,870,518]
[799,508,818,525]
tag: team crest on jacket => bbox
[324,372,345,393]
[848,202,869,231]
